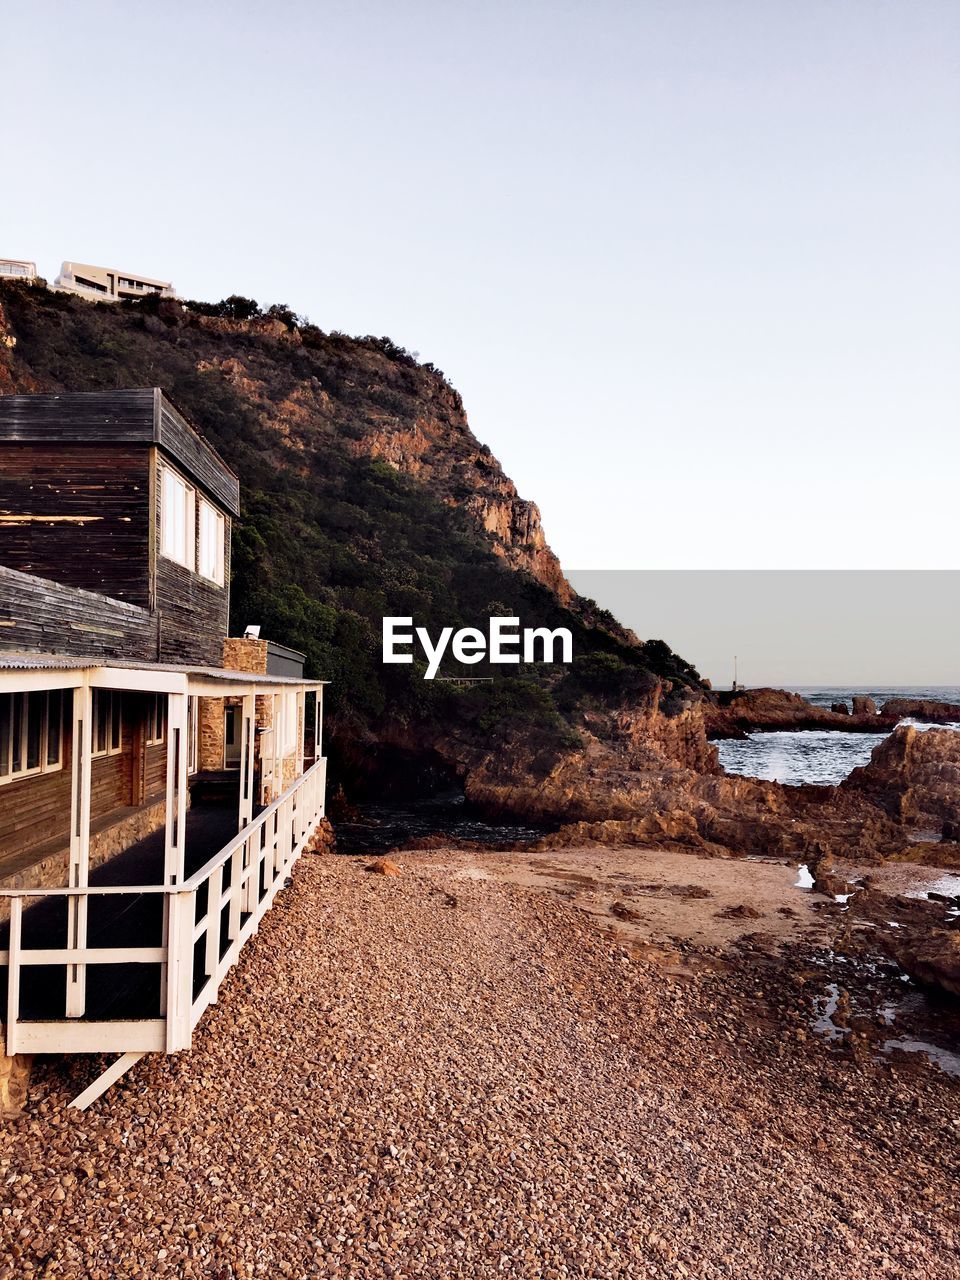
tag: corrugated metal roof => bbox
[0,652,327,686]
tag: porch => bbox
[0,659,327,1093]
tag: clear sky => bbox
[568,570,960,687]
[4,1,959,572]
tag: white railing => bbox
[0,758,326,1057]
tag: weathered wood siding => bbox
[156,394,240,515]
[0,566,159,660]
[152,457,231,666]
[0,389,239,667]
[0,444,152,604]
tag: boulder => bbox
[305,818,336,855]
[886,930,960,998]
[368,857,402,877]
[852,696,878,716]
[831,702,850,715]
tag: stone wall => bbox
[198,696,228,772]
[223,636,268,674]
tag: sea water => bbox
[715,687,960,787]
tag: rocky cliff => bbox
[0,281,700,797]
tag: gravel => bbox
[2,852,959,1279]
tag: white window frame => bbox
[91,690,122,759]
[198,497,225,586]
[146,694,166,746]
[160,463,196,571]
[0,690,65,785]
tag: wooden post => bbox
[238,692,254,830]
[163,692,188,885]
[272,692,283,804]
[66,682,93,1019]
[295,688,305,778]
[6,897,22,1054]
[205,863,223,1004]
[164,891,194,1052]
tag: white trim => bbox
[197,497,225,586]
[159,462,196,571]
[90,689,122,759]
[146,692,166,746]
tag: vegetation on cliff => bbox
[0,281,702,794]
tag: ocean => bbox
[714,687,960,787]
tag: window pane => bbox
[95,691,108,754]
[26,692,43,770]
[161,469,193,567]
[12,694,23,772]
[0,695,10,776]
[198,500,224,584]
[47,690,62,766]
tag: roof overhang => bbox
[0,654,328,696]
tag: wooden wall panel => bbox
[157,396,240,515]
[0,566,159,661]
[0,444,152,605]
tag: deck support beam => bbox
[68,1051,145,1111]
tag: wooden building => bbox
[0,390,327,1109]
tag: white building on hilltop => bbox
[54,260,177,303]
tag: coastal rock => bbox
[306,818,336,855]
[843,726,960,829]
[852,696,878,717]
[885,929,960,998]
[706,688,882,737]
[881,698,960,725]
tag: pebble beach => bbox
[2,851,959,1279]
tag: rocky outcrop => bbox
[346,410,571,600]
[880,699,960,725]
[706,687,960,738]
[885,930,960,998]
[843,726,960,830]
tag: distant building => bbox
[54,260,177,303]
[0,259,37,282]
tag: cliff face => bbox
[189,311,571,598]
[10,298,571,602]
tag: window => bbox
[0,691,65,783]
[92,691,122,757]
[198,498,225,585]
[160,465,195,569]
[146,694,166,746]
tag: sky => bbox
[568,570,960,687]
[3,1,959,582]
